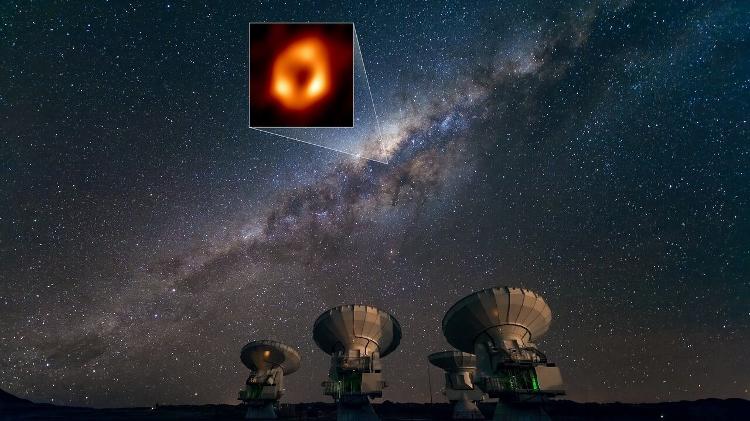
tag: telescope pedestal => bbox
[453,396,484,419]
[337,395,378,421]
[493,402,550,421]
[244,401,276,419]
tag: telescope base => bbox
[453,397,485,419]
[336,395,378,421]
[493,402,550,421]
[244,401,277,419]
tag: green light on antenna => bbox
[531,374,539,391]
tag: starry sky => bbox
[1,0,748,408]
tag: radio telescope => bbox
[313,304,402,421]
[442,287,565,420]
[238,340,301,419]
[428,351,486,420]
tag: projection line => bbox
[250,128,388,164]
[354,26,385,156]
[249,24,388,165]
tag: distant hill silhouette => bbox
[1,387,36,421]
[0,388,32,406]
[1,388,748,420]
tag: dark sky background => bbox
[1,0,748,408]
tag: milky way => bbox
[1,0,748,407]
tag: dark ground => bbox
[2,389,748,420]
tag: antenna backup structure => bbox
[428,351,486,420]
[442,287,565,420]
[313,305,402,421]
[238,340,301,419]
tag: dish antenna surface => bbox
[442,287,565,421]
[428,351,485,420]
[238,340,301,419]
[313,304,401,421]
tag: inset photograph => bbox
[249,23,354,128]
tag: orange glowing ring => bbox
[270,37,331,110]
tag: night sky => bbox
[1,0,748,408]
